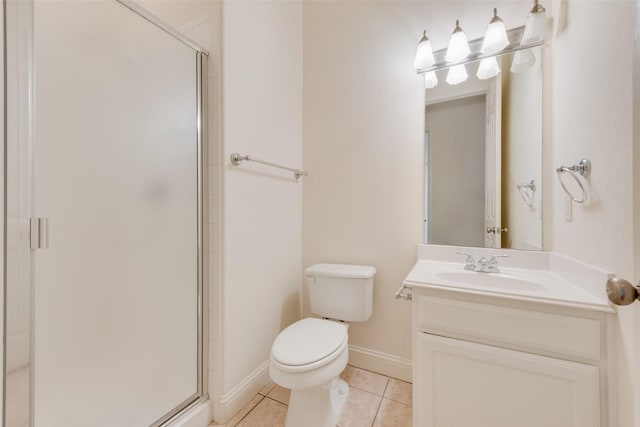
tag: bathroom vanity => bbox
[403,245,615,427]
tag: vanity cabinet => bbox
[412,289,614,427]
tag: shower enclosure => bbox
[3,1,207,426]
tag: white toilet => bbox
[269,263,376,427]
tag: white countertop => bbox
[404,245,615,312]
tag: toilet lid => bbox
[271,318,348,366]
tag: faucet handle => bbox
[489,254,509,266]
[456,251,474,261]
[456,251,476,270]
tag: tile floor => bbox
[210,365,412,427]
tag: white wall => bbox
[220,0,303,421]
[548,2,635,425]
[303,0,419,377]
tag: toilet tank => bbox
[306,264,376,322]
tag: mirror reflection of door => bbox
[425,94,488,247]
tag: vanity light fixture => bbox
[414,30,435,70]
[445,20,470,63]
[446,64,468,85]
[510,48,536,73]
[476,57,501,80]
[521,0,547,45]
[424,71,438,89]
[414,4,546,89]
[481,8,509,54]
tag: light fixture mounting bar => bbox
[417,26,542,74]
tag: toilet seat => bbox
[271,318,348,374]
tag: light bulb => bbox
[414,30,435,70]
[445,20,470,63]
[481,8,509,54]
[477,57,501,80]
[424,71,438,89]
[510,49,536,73]
[521,0,547,45]
[446,64,468,85]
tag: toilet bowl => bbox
[269,264,376,427]
[270,318,350,427]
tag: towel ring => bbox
[516,179,536,207]
[555,159,591,204]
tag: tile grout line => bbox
[370,379,390,427]
[385,397,412,406]
[347,383,385,396]
[231,395,265,427]
[265,395,288,406]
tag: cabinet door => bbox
[415,334,600,427]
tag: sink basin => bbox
[433,270,545,291]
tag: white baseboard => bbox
[348,345,412,382]
[214,360,271,423]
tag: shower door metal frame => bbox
[2,1,209,426]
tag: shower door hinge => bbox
[30,217,49,250]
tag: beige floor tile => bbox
[384,378,412,406]
[341,365,389,396]
[338,386,383,427]
[259,380,276,396]
[209,394,264,427]
[235,397,288,427]
[373,398,412,427]
[267,385,291,405]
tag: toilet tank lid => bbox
[305,264,376,279]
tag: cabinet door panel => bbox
[415,333,600,427]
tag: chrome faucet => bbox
[456,252,508,273]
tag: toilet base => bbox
[285,378,350,427]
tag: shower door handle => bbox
[30,217,49,250]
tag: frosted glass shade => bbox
[521,0,547,45]
[445,20,470,63]
[481,9,509,54]
[414,31,435,70]
[476,57,501,80]
[510,49,536,73]
[446,64,468,85]
[424,71,438,89]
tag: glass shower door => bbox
[29,2,203,426]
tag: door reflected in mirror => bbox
[424,48,542,250]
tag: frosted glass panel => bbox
[33,2,199,426]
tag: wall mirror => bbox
[423,47,542,250]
